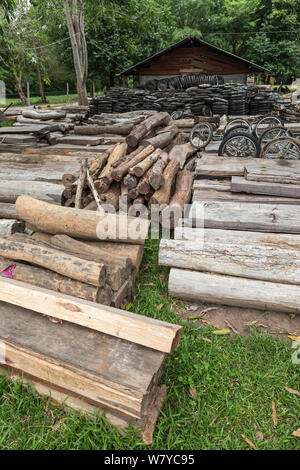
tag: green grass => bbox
[0,237,299,450]
[3,94,79,107]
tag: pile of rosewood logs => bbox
[0,195,149,309]
[62,112,195,228]
[159,153,300,314]
[0,275,182,444]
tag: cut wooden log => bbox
[0,256,107,303]
[245,166,300,184]
[96,143,128,192]
[193,179,231,192]
[62,173,77,189]
[159,238,300,285]
[74,124,133,136]
[129,149,162,177]
[140,130,178,149]
[150,160,180,207]
[22,109,66,120]
[193,189,300,205]
[168,268,300,314]
[169,143,196,169]
[123,173,138,189]
[188,200,300,233]
[75,158,88,209]
[99,183,121,212]
[0,181,63,204]
[160,170,193,229]
[0,237,106,287]
[136,171,151,195]
[15,195,149,244]
[0,278,182,353]
[88,152,110,179]
[148,152,169,190]
[0,219,24,237]
[112,279,133,309]
[196,155,300,177]
[57,135,104,146]
[231,176,300,199]
[48,234,131,292]
[0,203,18,219]
[126,112,171,148]
[0,125,49,135]
[32,232,142,273]
[111,145,154,182]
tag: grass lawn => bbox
[0,237,299,450]
[3,94,79,107]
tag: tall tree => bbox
[63,0,88,105]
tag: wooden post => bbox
[26,82,30,106]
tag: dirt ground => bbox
[180,301,300,339]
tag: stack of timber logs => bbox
[159,152,300,312]
[0,195,149,309]
[62,113,194,227]
[0,277,182,444]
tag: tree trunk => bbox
[13,71,26,105]
[63,0,88,106]
[36,65,46,103]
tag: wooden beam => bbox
[0,278,182,353]
[231,176,300,198]
[168,268,300,313]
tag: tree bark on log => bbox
[126,112,171,148]
[75,158,88,209]
[111,145,154,182]
[140,130,177,149]
[74,124,133,136]
[0,237,106,287]
[168,268,300,314]
[0,256,105,303]
[169,143,197,169]
[129,149,162,177]
[22,109,67,120]
[16,195,149,243]
[136,171,151,195]
[99,182,121,212]
[147,152,169,190]
[160,170,193,229]
[150,160,180,207]
[0,203,18,220]
[96,143,127,193]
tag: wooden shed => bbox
[120,37,267,85]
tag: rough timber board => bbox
[0,301,165,394]
[231,176,300,198]
[188,200,300,233]
[196,155,300,177]
[0,278,181,353]
[193,189,300,205]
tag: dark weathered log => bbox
[111,146,142,169]
[99,182,121,212]
[140,129,178,149]
[148,152,169,190]
[74,124,133,136]
[150,160,180,207]
[0,256,105,303]
[169,143,197,169]
[0,181,63,204]
[129,149,162,177]
[136,171,151,195]
[126,112,170,148]
[96,143,127,193]
[0,237,106,286]
[22,109,67,121]
[160,170,193,229]
[75,158,88,209]
[123,174,138,189]
[128,188,139,199]
[111,145,154,182]
[0,203,18,220]
[16,195,149,244]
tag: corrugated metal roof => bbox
[119,37,268,75]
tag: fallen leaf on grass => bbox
[189,388,197,398]
[288,335,300,342]
[245,320,258,326]
[144,283,156,287]
[155,303,164,310]
[125,302,132,311]
[255,431,264,442]
[292,428,300,437]
[230,379,239,389]
[213,328,230,335]
[202,337,212,343]
[240,434,256,450]
[285,387,300,397]
[209,416,217,426]
[272,400,277,428]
